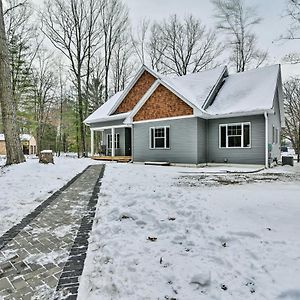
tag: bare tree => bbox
[280,1,300,64]
[283,78,300,162]
[111,32,135,93]
[41,0,103,157]
[0,0,25,165]
[131,19,150,65]
[212,0,268,72]
[32,50,58,154]
[148,15,223,76]
[100,0,129,100]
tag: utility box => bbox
[39,150,54,164]
[282,156,294,166]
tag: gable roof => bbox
[84,91,128,124]
[206,64,280,116]
[162,66,227,110]
[84,64,283,125]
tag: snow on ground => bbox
[78,163,300,300]
[0,155,98,235]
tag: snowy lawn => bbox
[79,163,300,300]
[0,155,99,235]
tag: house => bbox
[84,64,284,167]
[0,134,37,155]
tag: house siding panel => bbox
[133,84,193,122]
[114,71,156,114]
[133,118,198,164]
[207,115,265,164]
[197,118,207,163]
[268,88,281,161]
[103,128,126,156]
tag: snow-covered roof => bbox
[85,64,282,125]
[84,91,129,124]
[206,65,280,116]
[20,134,33,141]
[0,133,33,141]
[162,66,226,110]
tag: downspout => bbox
[264,112,269,168]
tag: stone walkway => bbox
[0,164,104,300]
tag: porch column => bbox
[111,127,115,157]
[90,128,94,157]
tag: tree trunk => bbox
[0,0,25,165]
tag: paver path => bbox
[0,164,104,300]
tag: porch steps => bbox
[91,156,132,163]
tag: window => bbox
[275,128,279,144]
[150,126,170,149]
[272,125,275,144]
[107,133,120,149]
[219,122,251,148]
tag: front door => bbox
[125,128,132,156]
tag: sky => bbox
[32,0,300,80]
[123,0,300,80]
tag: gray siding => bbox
[197,118,207,163]
[133,118,198,164]
[207,115,265,164]
[103,128,126,156]
[268,89,281,161]
[90,118,125,129]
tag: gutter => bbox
[264,112,269,168]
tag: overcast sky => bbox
[123,0,300,80]
[33,0,300,80]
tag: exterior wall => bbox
[89,119,125,129]
[103,128,126,156]
[268,89,281,161]
[114,71,156,114]
[133,84,193,122]
[0,141,6,155]
[197,118,207,163]
[133,117,198,164]
[207,115,265,164]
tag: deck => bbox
[91,156,132,163]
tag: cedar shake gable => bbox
[113,70,156,114]
[133,84,193,122]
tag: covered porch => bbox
[89,124,132,160]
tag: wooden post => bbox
[91,128,94,157]
[111,127,115,157]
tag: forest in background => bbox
[0,0,299,158]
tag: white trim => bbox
[124,80,161,124]
[219,122,251,149]
[202,66,228,109]
[149,126,170,150]
[92,124,131,131]
[133,115,196,124]
[85,112,130,125]
[90,128,94,157]
[264,112,269,168]
[107,132,120,150]
[108,65,162,116]
[158,79,202,114]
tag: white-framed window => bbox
[149,126,170,149]
[107,133,120,149]
[272,125,275,144]
[219,122,251,148]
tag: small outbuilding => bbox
[0,133,37,155]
